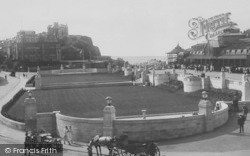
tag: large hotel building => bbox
[167,27,250,72]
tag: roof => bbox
[167,44,186,54]
[223,42,250,50]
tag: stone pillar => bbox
[172,68,175,74]
[35,73,42,89]
[24,91,37,132]
[201,77,210,90]
[107,63,112,73]
[37,66,40,73]
[142,110,146,119]
[220,72,226,89]
[82,64,86,72]
[103,97,116,137]
[183,69,187,76]
[198,98,214,132]
[60,64,64,70]
[241,74,250,101]
[141,70,146,84]
[152,68,156,86]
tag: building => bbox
[166,44,187,64]
[16,31,37,43]
[187,28,250,71]
[12,30,61,63]
[47,22,68,40]
[13,42,61,62]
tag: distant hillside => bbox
[112,56,167,64]
[61,35,101,60]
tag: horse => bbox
[87,135,117,156]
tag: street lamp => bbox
[28,90,32,98]
[202,91,208,100]
[106,96,112,106]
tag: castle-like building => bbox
[1,22,68,63]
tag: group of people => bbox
[238,104,248,133]
[23,73,28,78]
[63,126,73,145]
[194,64,214,73]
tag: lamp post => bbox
[28,90,32,98]
[202,91,208,100]
[106,96,112,106]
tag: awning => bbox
[218,55,248,59]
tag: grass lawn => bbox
[7,86,201,121]
[41,73,131,85]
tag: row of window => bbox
[190,49,250,55]
[225,49,250,55]
[190,51,204,55]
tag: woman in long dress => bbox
[63,126,71,145]
[69,126,73,144]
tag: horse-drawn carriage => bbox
[24,130,63,155]
[87,134,160,156]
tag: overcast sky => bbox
[0,0,249,56]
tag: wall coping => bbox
[56,113,103,123]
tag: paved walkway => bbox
[0,71,250,156]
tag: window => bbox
[242,49,247,55]
[236,49,241,54]
[231,49,236,55]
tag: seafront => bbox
[0,71,250,156]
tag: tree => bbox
[111,58,126,68]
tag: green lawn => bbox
[7,86,201,121]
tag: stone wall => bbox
[40,68,108,75]
[124,68,133,76]
[114,115,205,141]
[55,113,103,142]
[37,112,58,134]
[148,74,170,86]
[213,101,229,128]
[210,78,222,89]
[183,76,201,92]
[179,73,250,101]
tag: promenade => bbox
[0,71,250,156]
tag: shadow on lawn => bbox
[159,113,239,145]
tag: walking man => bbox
[238,115,246,133]
[243,103,248,118]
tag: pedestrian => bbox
[63,126,71,145]
[69,126,73,144]
[243,104,248,118]
[233,95,239,112]
[238,115,246,133]
[131,72,135,86]
[24,132,31,156]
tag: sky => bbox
[0,0,250,56]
